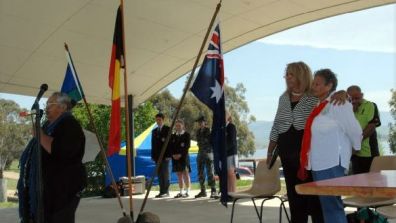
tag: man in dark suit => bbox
[151,113,171,198]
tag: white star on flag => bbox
[210,80,223,103]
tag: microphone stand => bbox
[32,102,44,223]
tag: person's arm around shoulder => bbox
[330,90,348,105]
[334,102,362,151]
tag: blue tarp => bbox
[106,135,199,186]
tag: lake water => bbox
[244,145,394,162]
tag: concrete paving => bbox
[1,190,291,223]
[1,190,395,223]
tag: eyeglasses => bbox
[45,102,59,108]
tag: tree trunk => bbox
[0,178,7,202]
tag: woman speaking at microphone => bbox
[38,92,87,223]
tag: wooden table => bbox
[295,170,396,198]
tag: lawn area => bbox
[0,201,18,208]
[7,179,17,191]
[8,160,19,173]
[0,178,18,209]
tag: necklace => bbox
[291,91,303,96]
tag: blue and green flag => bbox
[61,47,84,104]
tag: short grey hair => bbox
[314,69,338,93]
[50,92,73,111]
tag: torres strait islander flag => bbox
[107,6,124,156]
[190,23,228,205]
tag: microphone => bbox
[20,109,44,118]
[31,84,48,109]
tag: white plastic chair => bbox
[229,159,284,223]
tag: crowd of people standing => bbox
[23,59,382,223]
[150,112,238,199]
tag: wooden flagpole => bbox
[64,43,129,218]
[136,0,223,220]
[119,0,135,221]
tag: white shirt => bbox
[307,97,362,171]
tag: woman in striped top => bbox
[267,62,326,223]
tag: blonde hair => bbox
[285,61,313,93]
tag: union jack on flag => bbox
[191,23,228,205]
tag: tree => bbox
[0,99,30,201]
[134,101,158,136]
[149,89,178,120]
[224,82,256,157]
[389,89,396,153]
[72,101,158,196]
[0,99,30,178]
[72,103,111,148]
[149,81,256,157]
[72,103,112,196]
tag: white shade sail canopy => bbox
[1,0,395,107]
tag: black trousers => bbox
[278,127,324,223]
[158,159,170,194]
[46,194,81,223]
[351,155,374,174]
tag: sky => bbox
[1,4,395,121]
[166,4,396,121]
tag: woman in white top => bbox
[299,69,362,223]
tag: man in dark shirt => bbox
[225,112,237,194]
[151,113,171,198]
[39,92,86,223]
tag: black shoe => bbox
[174,193,183,198]
[210,191,218,199]
[155,193,163,198]
[195,191,207,198]
[226,195,234,202]
[159,193,169,198]
[182,193,189,198]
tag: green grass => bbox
[0,178,18,209]
[6,178,18,191]
[8,160,19,173]
[0,201,18,208]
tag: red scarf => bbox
[298,100,329,180]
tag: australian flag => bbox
[191,24,228,205]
